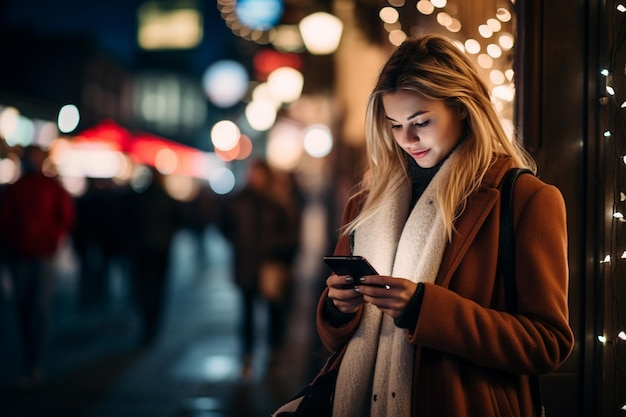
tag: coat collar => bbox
[435,156,515,287]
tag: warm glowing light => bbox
[446,18,462,32]
[416,0,435,15]
[487,44,502,58]
[477,54,493,69]
[267,119,303,170]
[604,130,612,137]
[379,7,399,24]
[302,124,333,158]
[0,157,18,184]
[598,335,607,343]
[601,68,609,76]
[138,2,203,50]
[163,174,198,202]
[617,4,626,12]
[155,147,178,174]
[211,120,240,151]
[272,24,304,52]
[622,251,626,259]
[497,34,514,51]
[436,12,453,27]
[389,30,407,46]
[252,83,282,109]
[55,149,127,179]
[492,85,515,102]
[490,70,506,85]
[496,8,512,22]
[431,0,447,8]
[464,39,480,54]
[299,12,343,55]
[614,212,624,219]
[619,331,626,340]
[245,99,277,131]
[606,85,616,95]
[267,67,303,103]
[600,255,611,263]
[478,24,493,38]
[487,18,502,32]
[0,106,20,141]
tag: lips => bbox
[409,149,429,159]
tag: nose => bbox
[400,125,419,145]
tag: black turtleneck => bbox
[408,155,445,210]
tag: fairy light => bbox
[599,2,626,415]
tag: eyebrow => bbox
[385,110,427,122]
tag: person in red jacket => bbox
[0,144,75,389]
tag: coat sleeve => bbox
[316,193,366,353]
[409,180,574,375]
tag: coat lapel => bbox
[435,187,499,288]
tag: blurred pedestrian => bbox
[0,145,75,389]
[72,177,125,313]
[124,167,186,346]
[217,159,298,379]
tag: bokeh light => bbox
[58,104,80,133]
[202,60,249,108]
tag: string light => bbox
[597,331,626,344]
[600,2,626,415]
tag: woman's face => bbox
[382,90,466,168]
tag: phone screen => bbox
[323,256,379,283]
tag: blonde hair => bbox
[343,34,536,240]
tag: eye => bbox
[390,124,401,129]
[414,120,430,128]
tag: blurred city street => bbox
[0,209,331,417]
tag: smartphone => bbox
[323,255,379,287]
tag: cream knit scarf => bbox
[332,153,455,417]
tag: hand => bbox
[326,274,365,314]
[355,275,418,319]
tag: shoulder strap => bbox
[498,167,545,417]
[499,168,533,313]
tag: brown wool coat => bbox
[316,157,574,417]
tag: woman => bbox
[317,34,574,416]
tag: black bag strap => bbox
[499,168,545,417]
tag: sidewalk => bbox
[0,219,329,417]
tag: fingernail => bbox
[354,286,360,293]
[345,276,354,284]
[359,277,366,283]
